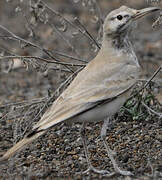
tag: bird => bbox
[0,5,160,176]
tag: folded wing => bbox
[34,61,138,131]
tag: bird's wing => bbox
[34,61,138,131]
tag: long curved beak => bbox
[132,7,161,20]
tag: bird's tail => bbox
[0,130,44,163]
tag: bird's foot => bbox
[109,149,116,156]
[82,165,116,177]
[81,165,133,177]
[82,165,110,175]
[114,165,133,176]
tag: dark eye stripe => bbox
[124,14,129,18]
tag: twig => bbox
[74,17,101,49]
[129,66,162,100]
[142,101,162,118]
[3,109,37,121]
[0,25,74,73]
[0,25,40,50]
[23,11,35,38]
[47,67,72,73]
[143,66,161,89]
[52,50,88,63]
[0,97,47,109]
[0,46,17,56]
[0,56,86,67]
[40,0,100,47]
[48,22,79,56]
[0,44,87,63]
[21,104,43,135]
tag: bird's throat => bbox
[102,33,140,67]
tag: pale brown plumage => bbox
[35,50,140,130]
[0,5,160,176]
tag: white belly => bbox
[69,95,127,123]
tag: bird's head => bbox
[103,6,160,37]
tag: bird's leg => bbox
[101,118,133,176]
[80,122,110,175]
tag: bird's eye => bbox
[117,15,123,20]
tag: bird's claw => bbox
[82,165,110,175]
[82,165,133,177]
[115,166,134,176]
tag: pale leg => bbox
[101,118,133,176]
[80,122,110,175]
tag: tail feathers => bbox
[0,130,44,163]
